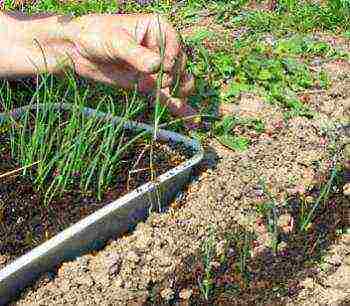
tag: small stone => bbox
[277,241,288,252]
[159,255,173,267]
[342,233,350,245]
[93,271,111,287]
[263,233,275,248]
[59,279,71,292]
[134,223,153,249]
[76,275,94,287]
[251,244,267,257]
[105,254,122,275]
[216,240,226,257]
[179,288,193,300]
[0,255,7,265]
[114,277,123,288]
[127,251,140,263]
[254,217,268,234]
[302,277,315,289]
[277,213,294,234]
[302,168,316,187]
[305,196,314,203]
[343,183,350,196]
[37,273,52,285]
[344,255,350,266]
[227,247,236,257]
[287,185,306,196]
[320,102,335,115]
[160,288,174,301]
[75,256,89,272]
[211,261,221,269]
[326,254,342,266]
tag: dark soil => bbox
[0,135,193,270]
[164,182,347,306]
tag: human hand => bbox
[0,12,198,125]
[64,13,197,124]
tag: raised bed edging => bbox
[0,103,204,305]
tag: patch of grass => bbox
[229,41,325,107]
[236,230,253,279]
[187,34,329,123]
[4,0,119,15]
[274,35,348,59]
[231,1,350,34]
[186,29,216,46]
[225,227,255,285]
[1,72,145,204]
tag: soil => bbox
[6,58,350,306]
[3,13,350,306]
[0,134,192,270]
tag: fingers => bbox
[171,50,187,93]
[72,53,173,91]
[156,87,195,116]
[162,27,180,72]
[175,73,195,98]
[72,14,162,74]
[109,31,161,74]
[155,87,199,129]
[137,73,173,93]
[145,15,181,73]
[174,50,187,77]
[75,55,195,98]
[70,50,199,127]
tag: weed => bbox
[198,226,216,301]
[238,230,252,278]
[4,0,119,15]
[299,160,339,232]
[212,115,264,151]
[257,178,280,254]
[224,226,254,287]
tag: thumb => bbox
[109,31,161,74]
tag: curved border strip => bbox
[0,103,204,305]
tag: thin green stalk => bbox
[300,163,338,232]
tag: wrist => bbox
[0,11,77,76]
[16,12,74,43]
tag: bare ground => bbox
[8,58,350,305]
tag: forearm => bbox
[0,11,76,78]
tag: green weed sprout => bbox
[299,159,338,232]
[198,226,216,301]
[258,178,279,254]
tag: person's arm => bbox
[0,11,75,78]
[0,11,198,125]
[0,11,169,78]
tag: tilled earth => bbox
[0,139,192,270]
[8,59,350,305]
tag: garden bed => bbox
[0,102,203,304]
[2,0,350,304]
[0,138,191,270]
